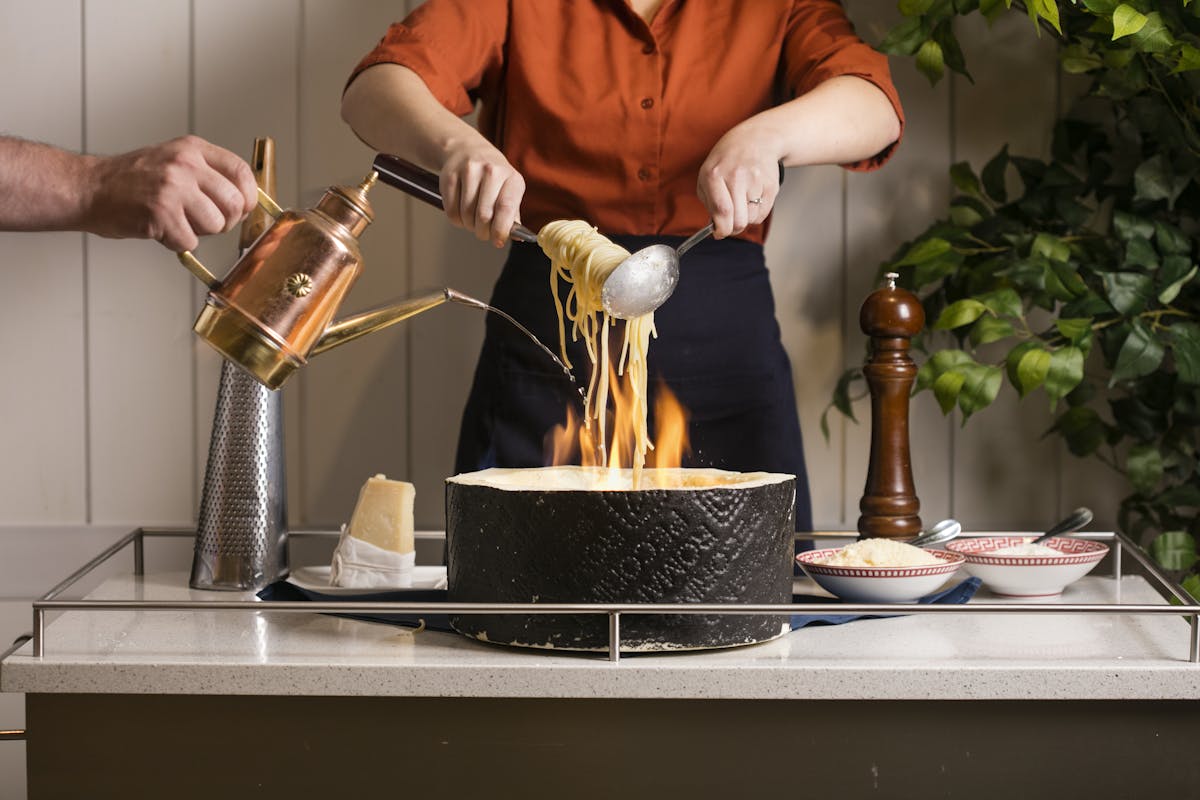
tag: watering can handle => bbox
[371,153,539,243]
[177,187,284,289]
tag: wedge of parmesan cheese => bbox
[330,474,416,589]
[348,473,415,554]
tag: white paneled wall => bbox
[0,2,1131,795]
[0,1,1130,532]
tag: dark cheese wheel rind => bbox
[446,466,795,652]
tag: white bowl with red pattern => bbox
[945,536,1109,598]
[795,549,965,603]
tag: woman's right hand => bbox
[439,143,526,248]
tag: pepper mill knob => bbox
[857,272,924,539]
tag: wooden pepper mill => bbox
[857,272,924,539]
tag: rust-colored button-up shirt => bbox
[350,0,903,244]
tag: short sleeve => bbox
[783,0,905,171]
[345,0,509,117]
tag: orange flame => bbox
[646,382,690,472]
[545,371,691,483]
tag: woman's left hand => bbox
[697,126,782,239]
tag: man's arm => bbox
[0,135,257,252]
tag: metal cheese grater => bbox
[189,359,287,590]
[189,138,289,591]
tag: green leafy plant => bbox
[834,0,1200,593]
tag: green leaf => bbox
[950,162,982,197]
[1060,43,1103,73]
[1055,318,1093,344]
[913,253,963,287]
[898,0,936,14]
[1128,12,1174,53]
[1181,574,1200,603]
[970,315,1015,346]
[958,364,1003,421]
[1111,321,1165,385]
[1174,43,1200,73]
[1016,347,1052,396]
[1168,323,1200,384]
[929,349,975,373]
[831,368,861,423]
[1134,155,1191,208]
[880,16,928,56]
[1006,340,1040,391]
[979,0,1006,20]
[1031,232,1071,263]
[934,298,988,330]
[950,203,985,228]
[916,38,945,84]
[1155,222,1191,255]
[979,288,1024,319]
[1044,262,1076,302]
[1045,346,1085,409]
[1158,265,1197,305]
[1081,0,1118,14]
[982,146,1009,203]
[932,20,972,82]
[1112,211,1154,242]
[1103,271,1154,315]
[1149,531,1197,571]
[895,237,952,267]
[1123,236,1160,270]
[1049,406,1107,456]
[915,359,938,393]
[1111,4,1148,39]
[1029,0,1062,35]
[933,371,966,414]
[1126,444,1164,494]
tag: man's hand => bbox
[83,135,258,252]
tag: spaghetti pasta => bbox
[538,220,656,483]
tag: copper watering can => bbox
[176,141,477,390]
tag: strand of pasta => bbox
[538,220,656,482]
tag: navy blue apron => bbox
[454,234,814,535]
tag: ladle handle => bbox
[371,153,539,243]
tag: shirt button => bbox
[641,97,654,110]
[637,167,652,181]
[642,43,655,55]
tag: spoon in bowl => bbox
[909,518,962,549]
[1030,506,1093,545]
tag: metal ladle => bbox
[1030,506,1093,544]
[909,518,962,549]
[600,226,707,320]
[601,162,787,320]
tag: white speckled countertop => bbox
[4,568,1200,700]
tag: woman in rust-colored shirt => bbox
[343,0,904,533]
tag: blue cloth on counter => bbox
[257,577,981,634]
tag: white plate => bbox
[288,565,447,595]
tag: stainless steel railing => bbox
[6,528,1200,666]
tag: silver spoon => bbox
[600,225,707,320]
[602,162,787,320]
[1030,506,1093,544]
[909,518,961,549]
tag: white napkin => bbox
[329,525,416,589]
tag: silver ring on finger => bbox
[748,197,763,205]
